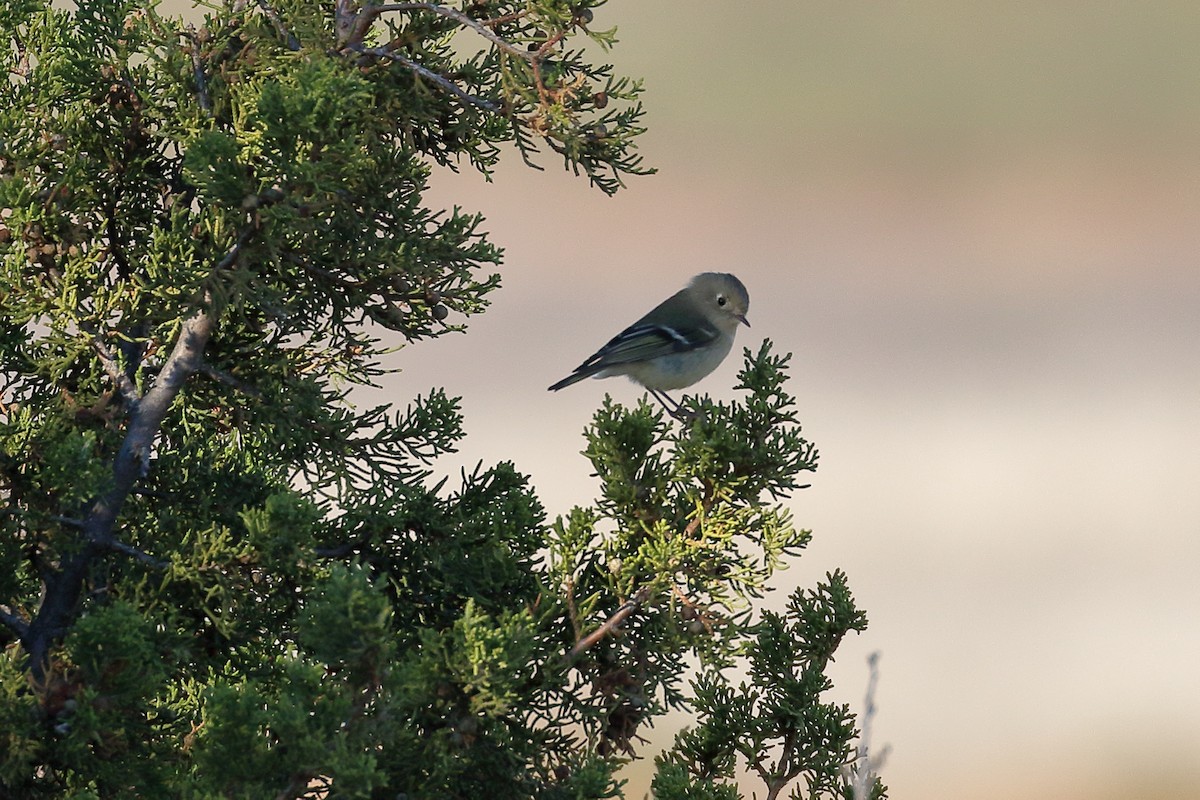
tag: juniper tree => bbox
[0,1,885,797]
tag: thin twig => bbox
[9,28,31,78]
[844,651,889,799]
[214,224,258,274]
[680,479,718,539]
[105,202,134,281]
[109,539,169,569]
[563,577,582,643]
[373,3,532,59]
[671,585,717,635]
[339,3,571,123]
[478,9,528,28]
[288,253,364,291]
[186,25,213,113]
[568,586,651,659]
[530,28,567,106]
[198,363,263,399]
[257,0,300,50]
[348,44,501,113]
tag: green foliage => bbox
[543,344,884,800]
[655,571,885,800]
[0,1,882,797]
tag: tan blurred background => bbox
[398,3,1200,798]
[173,1,1200,797]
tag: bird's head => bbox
[690,272,750,329]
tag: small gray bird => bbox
[548,272,750,418]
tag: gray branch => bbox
[186,25,213,113]
[23,307,215,682]
[373,3,532,60]
[126,311,214,476]
[20,223,251,677]
[258,0,300,50]
[0,605,28,637]
[91,335,142,408]
[335,0,374,48]
[347,44,501,113]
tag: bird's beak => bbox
[737,314,750,328]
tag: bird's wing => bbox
[579,320,719,369]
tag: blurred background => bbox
[394,3,1200,798]
[173,1,1200,797]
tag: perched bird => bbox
[548,272,750,418]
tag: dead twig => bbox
[568,586,651,660]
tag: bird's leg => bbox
[649,390,696,422]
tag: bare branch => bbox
[374,3,576,112]
[122,311,213,478]
[475,9,528,29]
[91,335,142,408]
[109,538,169,569]
[186,25,212,113]
[338,3,583,132]
[334,0,355,46]
[198,363,263,399]
[24,301,218,682]
[314,540,362,559]
[844,651,890,798]
[347,44,501,113]
[568,586,651,660]
[336,0,380,49]
[373,3,531,59]
[0,605,28,637]
[257,0,300,50]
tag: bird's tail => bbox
[547,370,592,392]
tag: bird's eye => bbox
[717,295,727,307]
